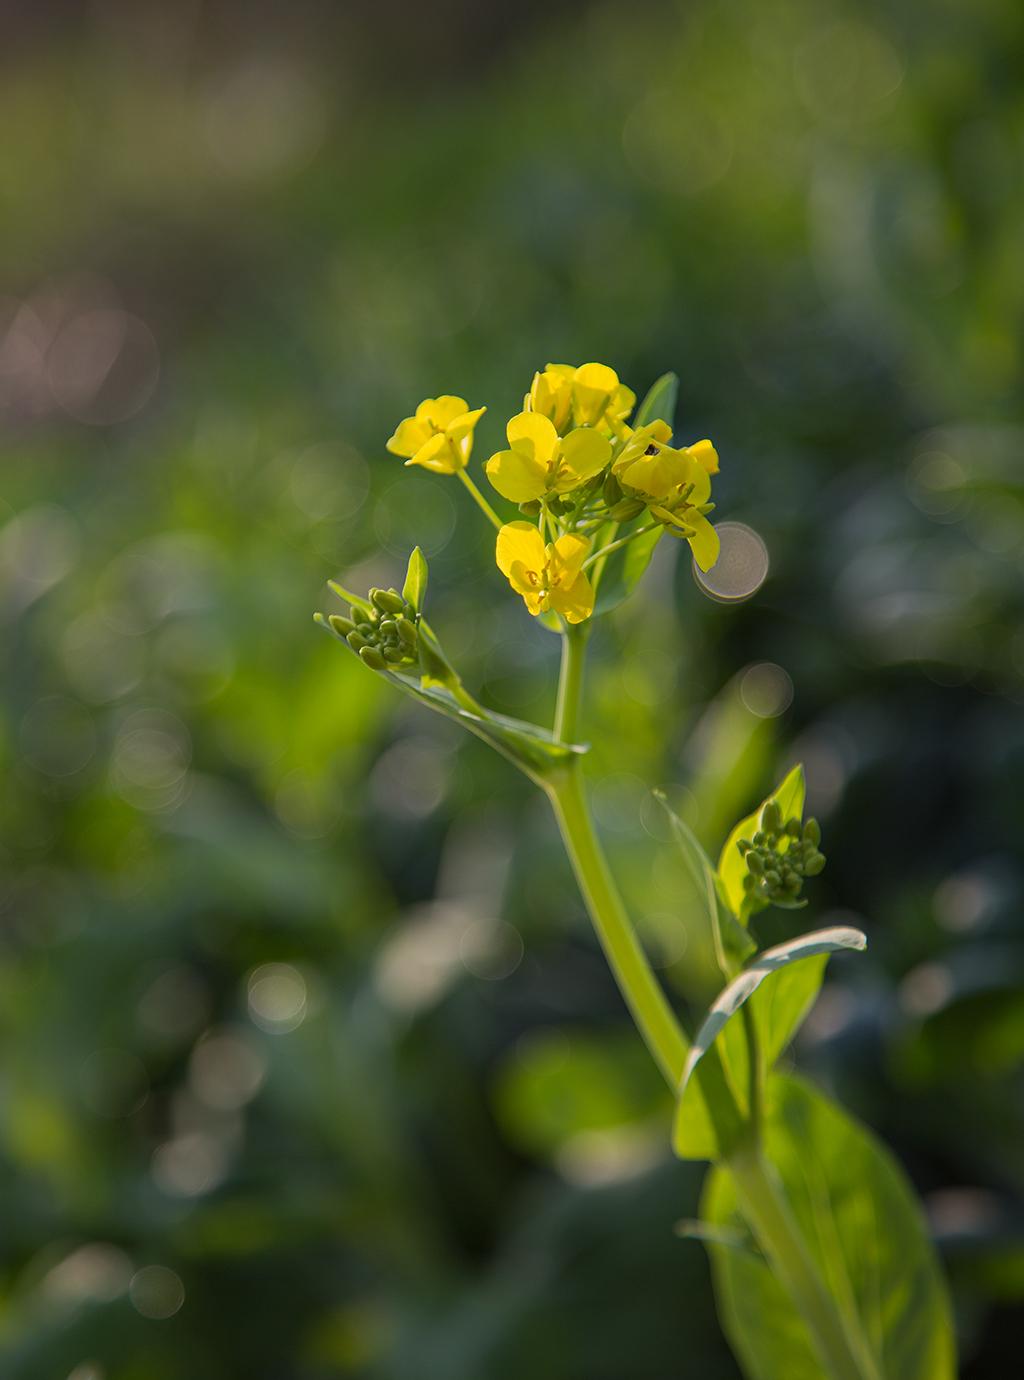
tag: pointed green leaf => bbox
[633,371,679,430]
[402,546,428,614]
[673,927,865,1161]
[719,764,806,923]
[327,580,375,618]
[702,1074,956,1380]
[677,927,865,1102]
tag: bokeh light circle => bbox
[694,521,770,603]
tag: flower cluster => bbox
[384,362,720,627]
[328,587,420,671]
[736,801,826,909]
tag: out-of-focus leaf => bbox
[702,1075,956,1380]
[633,371,679,430]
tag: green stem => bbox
[740,1002,763,1146]
[457,469,503,530]
[728,1147,882,1380]
[581,521,661,571]
[547,761,688,1087]
[553,622,589,744]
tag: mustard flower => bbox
[485,411,611,504]
[495,521,595,623]
[526,362,636,434]
[613,421,721,571]
[386,395,487,475]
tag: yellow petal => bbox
[386,416,432,458]
[496,521,546,580]
[572,363,619,425]
[558,427,612,485]
[612,419,672,473]
[405,432,459,474]
[549,569,595,623]
[609,383,636,422]
[551,532,591,582]
[686,439,719,475]
[447,406,487,465]
[486,448,548,503]
[687,512,720,572]
[507,411,559,467]
[618,448,690,500]
[416,395,469,429]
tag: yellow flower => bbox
[495,521,595,623]
[526,362,635,434]
[486,411,611,504]
[613,422,721,572]
[386,395,487,475]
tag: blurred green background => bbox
[2,0,1022,1376]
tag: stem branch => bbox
[457,469,503,530]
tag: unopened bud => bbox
[785,817,801,838]
[608,498,645,521]
[518,500,542,517]
[346,630,368,652]
[352,605,373,626]
[328,614,355,637]
[803,852,826,876]
[396,617,418,645]
[372,589,406,615]
[764,870,781,889]
[359,646,386,671]
[804,818,821,847]
[603,473,623,507]
[378,619,397,638]
[747,852,764,876]
[382,644,406,664]
[761,801,782,834]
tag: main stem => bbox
[545,623,879,1380]
[548,624,687,1087]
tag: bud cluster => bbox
[329,587,420,672]
[737,800,825,908]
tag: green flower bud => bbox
[372,589,406,615]
[352,605,373,626]
[346,630,368,652]
[382,645,406,664]
[785,817,801,839]
[747,852,764,876]
[752,831,767,848]
[804,818,821,847]
[764,870,781,890]
[378,619,397,639]
[519,500,542,518]
[761,801,782,835]
[328,614,355,637]
[743,874,757,893]
[396,617,418,645]
[603,473,623,507]
[359,646,386,671]
[608,497,645,522]
[803,852,826,876]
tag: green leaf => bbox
[315,613,585,782]
[593,518,664,616]
[719,764,806,923]
[402,545,428,614]
[677,927,865,1103]
[633,371,679,430]
[327,580,374,617]
[702,1075,956,1380]
[655,791,756,969]
[673,926,866,1161]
